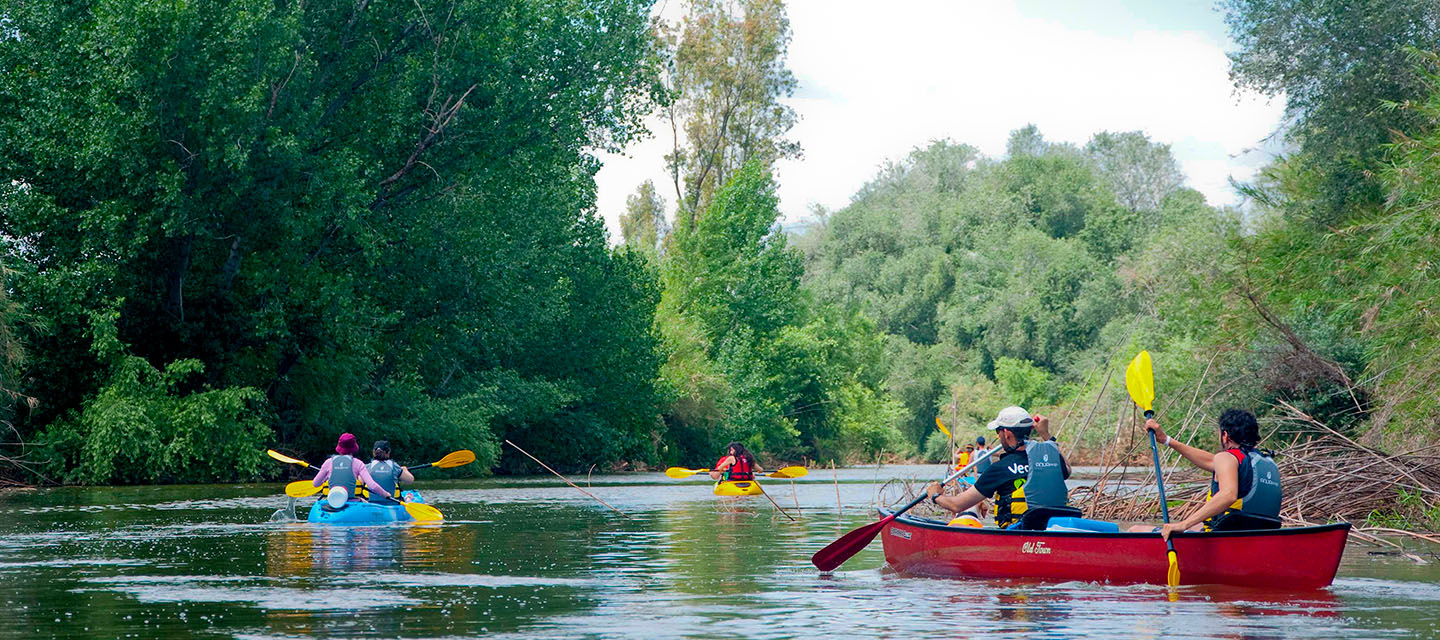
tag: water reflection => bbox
[0,475,1438,639]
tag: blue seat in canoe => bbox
[1045,517,1120,533]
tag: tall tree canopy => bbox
[1224,0,1440,219]
[0,0,665,481]
[661,0,801,219]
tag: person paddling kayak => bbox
[366,440,414,504]
[709,442,762,481]
[313,433,394,506]
[1127,409,1282,538]
[924,407,1075,529]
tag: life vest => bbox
[993,441,1069,528]
[722,455,754,481]
[1023,439,1069,509]
[367,459,402,496]
[975,450,993,474]
[328,455,357,501]
[955,451,970,471]
[1205,448,1282,529]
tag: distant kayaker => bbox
[924,407,1074,529]
[313,433,394,504]
[367,440,414,502]
[1128,409,1282,538]
[709,442,762,481]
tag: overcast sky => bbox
[592,0,1285,241]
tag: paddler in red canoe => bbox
[1126,409,1283,538]
[923,406,1076,530]
[709,442,762,481]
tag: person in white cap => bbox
[924,406,1072,529]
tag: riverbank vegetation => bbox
[2,0,1439,519]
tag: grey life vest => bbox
[1023,439,1069,508]
[367,459,402,496]
[1208,448,1282,519]
[328,455,357,501]
[975,449,993,474]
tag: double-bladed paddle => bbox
[1126,350,1180,588]
[810,447,993,572]
[665,465,809,480]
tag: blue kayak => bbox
[307,490,424,525]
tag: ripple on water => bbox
[73,582,420,611]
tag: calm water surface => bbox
[2,464,1438,639]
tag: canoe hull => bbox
[714,480,763,496]
[307,490,423,525]
[880,511,1349,589]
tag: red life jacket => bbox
[721,455,754,481]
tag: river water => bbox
[2,464,1438,639]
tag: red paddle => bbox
[812,448,992,571]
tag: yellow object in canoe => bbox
[713,480,764,496]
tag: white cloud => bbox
[593,0,1284,242]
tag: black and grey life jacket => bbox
[1023,439,1069,509]
[1206,448,1282,528]
[329,455,357,501]
[367,459,402,496]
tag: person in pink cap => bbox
[312,433,393,503]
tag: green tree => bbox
[662,0,801,219]
[1085,130,1184,213]
[1223,0,1440,218]
[0,0,665,481]
[620,180,668,254]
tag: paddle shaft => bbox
[1147,416,1176,557]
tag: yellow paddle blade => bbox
[1167,550,1180,587]
[665,467,707,479]
[1125,351,1155,413]
[267,449,309,466]
[431,450,476,468]
[768,466,809,479]
[286,480,323,498]
[403,501,444,522]
[934,416,951,438]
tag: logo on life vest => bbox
[889,527,912,540]
[1021,541,1052,555]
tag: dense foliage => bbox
[0,0,665,481]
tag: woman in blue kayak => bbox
[313,433,394,506]
[709,442,762,481]
[366,440,414,503]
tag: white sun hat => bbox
[987,406,1034,431]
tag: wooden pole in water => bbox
[503,440,630,519]
[831,459,842,519]
[791,477,802,514]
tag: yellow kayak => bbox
[713,480,763,496]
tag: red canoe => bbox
[880,511,1350,589]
